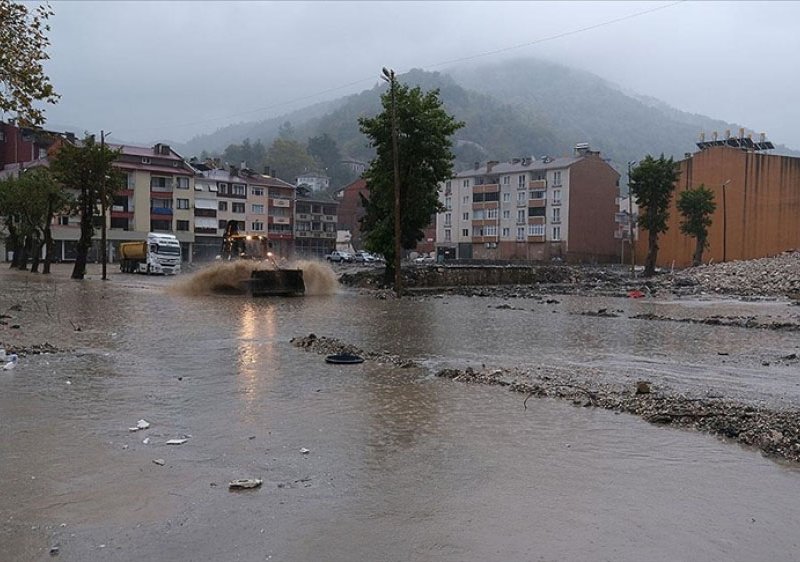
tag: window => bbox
[151,219,172,231]
[553,189,562,203]
[503,176,510,185]
[150,198,173,209]
[176,177,190,189]
[218,219,228,230]
[529,207,546,217]
[462,229,469,237]
[552,208,561,223]
[251,221,264,231]
[194,183,203,191]
[59,216,69,226]
[251,187,264,197]
[150,176,170,189]
[176,198,189,209]
[473,209,484,220]
[444,213,452,226]
[484,225,497,236]
[528,224,544,236]
[530,190,545,199]
[208,183,218,193]
[486,208,498,219]
[124,173,135,189]
[502,210,510,219]
[462,196,469,205]
[517,227,525,240]
[217,182,228,194]
[232,202,245,213]
[445,180,452,190]
[462,212,469,221]
[502,227,510,237]
[518,175,526,188]
[445,196,452,210]
[462,179,470,188]
[517,191,526,202]
[232,183,246,196]
[517,210,525,222]
[502,192,510,202]
[218,201,228,211]
[444,229,451,242]
[251,204,264,214]
[552,226,561,240]
[177,220,190,231]
[141,157,151,164]
[553,171,562,186]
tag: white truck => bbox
[119,232,182,274]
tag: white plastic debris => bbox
[300,448,310,455]
[2,354,18,370]
[152,459,165,466]
[142,437,150,445]
[229,478,262,490]
[166,438,187,445]
[128,419,150,432]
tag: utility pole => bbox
[721,179,731,262]
[627,160,636,277]
[381,67,402,298]
[101,130,108,280]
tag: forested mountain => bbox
[178,58,797,188]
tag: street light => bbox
[101,130,110,280]
[627,160,637,277]
[721,179,731,262]
[380,67,402,298]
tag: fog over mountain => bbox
[39,1,800,154]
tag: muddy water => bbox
[1,265,799,561]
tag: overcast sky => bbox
[39,1,800,149]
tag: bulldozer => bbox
[220,222,305,297]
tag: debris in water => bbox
[166,438,187,445]
[49,545,59,556]
[2,354,18,370]
[142,437,150,445]
[229,478,263,490]
[300,448,310,455]
[325,353,364,364]
[128,419,150,432]
[635,380,652,395]
[152,459,165,466]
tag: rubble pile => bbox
[290,334,417,368]
[665,251,800,297]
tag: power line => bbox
[125,1,686,137]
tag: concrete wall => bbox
[637,146,800,268]
[402,265,574,287]
[567,154,620,262]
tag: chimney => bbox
[712,131,718,141]
[473,161,480,170]
[699,131,705,142]
[486,160,499,173]
[573,142,590,156]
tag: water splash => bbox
[171,260,338,297]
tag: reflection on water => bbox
[1,271,799,561]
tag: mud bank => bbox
[292,333,800,464]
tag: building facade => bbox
[296,172,330,192]
[294,191,338,258]
[635,144,800,268]
[436,145,620,263]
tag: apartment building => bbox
[296,171,330,192]
[436,144,620,262]
[48,142,197,262]
[636,143,800,268]
[294,189,338,258]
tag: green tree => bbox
[50,136,123,279]
[677,184,716,267]
[0,174,27,267]
[629,154,681,277]
[0,0,59,126]
[265,138,315,183]
[358,80,463,283]
[307,133,356,189]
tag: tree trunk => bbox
[644,229,659,277]
[692,235,706,267]
[43,225,54,274]
[18,236,30,271]
[72,198,94,280]
[30,237,43,273]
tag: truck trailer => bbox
[120,233,182,274]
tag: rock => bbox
[635,381,652,395]
[229,478,262,490]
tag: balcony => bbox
[194,208,217,218]
[529,199,546,208]
[271,198,291,208]
[473,183,499,194]
[194,226,217,235]
[150,191,173,199]
[528,179,547,189]
[150,207,173,215]
[271,216,291,225]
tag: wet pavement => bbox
[1,264,799,561]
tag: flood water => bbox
[1,264,799,561]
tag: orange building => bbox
[636,145,800,268]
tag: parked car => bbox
[354,251,375,263]
[414,255,435,264]
[326,251,349,263]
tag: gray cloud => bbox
[41,1,800,149]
